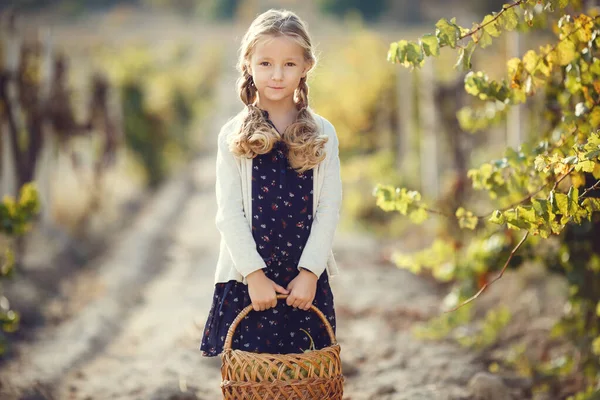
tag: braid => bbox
[230,66,277,158]
[283,76,327,173]
[238,68,257,106]
[295,77,309,110]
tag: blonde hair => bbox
[230,9,327,173]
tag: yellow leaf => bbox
[409,207,429,224]
[553,162,570,176]
[488,362,500,373]
[571,172,586,189]
[593,336,600,355]
[593,163,600,179]
[556,39,576,66]
[523,50,539,73]
[590,107,600,129]
[456,207,478,230]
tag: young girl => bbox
[200,9,342,357]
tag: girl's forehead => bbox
[252,35,305,59]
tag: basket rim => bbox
[223,294,337,350]
[220,343,341,358]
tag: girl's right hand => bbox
[246,269,289,311]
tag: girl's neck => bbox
[255,97,299,122]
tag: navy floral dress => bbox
[200,111,336,357]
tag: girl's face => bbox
[248,35,311,109]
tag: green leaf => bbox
[552,192,569,215]
[489,210,505,225]
[405,41,425,66]
[455,41,476,72]
[567,186,579,214]
[1,248,15,276]
[421,34,440,57]
[583,149,600,160]
[518,205,538,225]
[479,31,493,49]
[481,14,501,37]
[554,0,569,9]
[583,198,600,212]
[498,7,519,31]
[436,18,461,49]
[396,40,409,64]
[504,209,530,230]
[387,41,399,62]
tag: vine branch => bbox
[445,231,529,313]
[580,179,600,200]
[459,0,527,41]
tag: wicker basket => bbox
[220,294,344,400]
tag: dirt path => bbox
[0,19,534,400]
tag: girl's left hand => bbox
[286,269,318,310]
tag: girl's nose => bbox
[271,67,283,80]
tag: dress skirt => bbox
[200,256,336,356]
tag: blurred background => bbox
[0,0,522,238]
[0,0,595,399]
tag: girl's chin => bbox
[259,92,293,104]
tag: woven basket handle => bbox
[223,294,336,350]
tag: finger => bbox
[271,297,277,309]
[292,298,303,309]
[253,303,260,312]
[286,294,295,307]
[306,297,315,310]
[300,300,310,310]
[274,284,289,295]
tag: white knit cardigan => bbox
[213,110,342,285]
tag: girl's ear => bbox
[301,67,309,78]
[302,61,313,78]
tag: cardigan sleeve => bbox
[214,123,267,281]
[297,118,342,277]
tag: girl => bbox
[200,8,342,357]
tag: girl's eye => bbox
[286,63,296,67]
[260,62,270,66]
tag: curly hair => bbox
[229,9,328,173]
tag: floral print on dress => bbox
[200,110,336,356]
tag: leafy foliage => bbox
[93,43,221,187]
[380,0,600,396]
[0,183,40,355]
